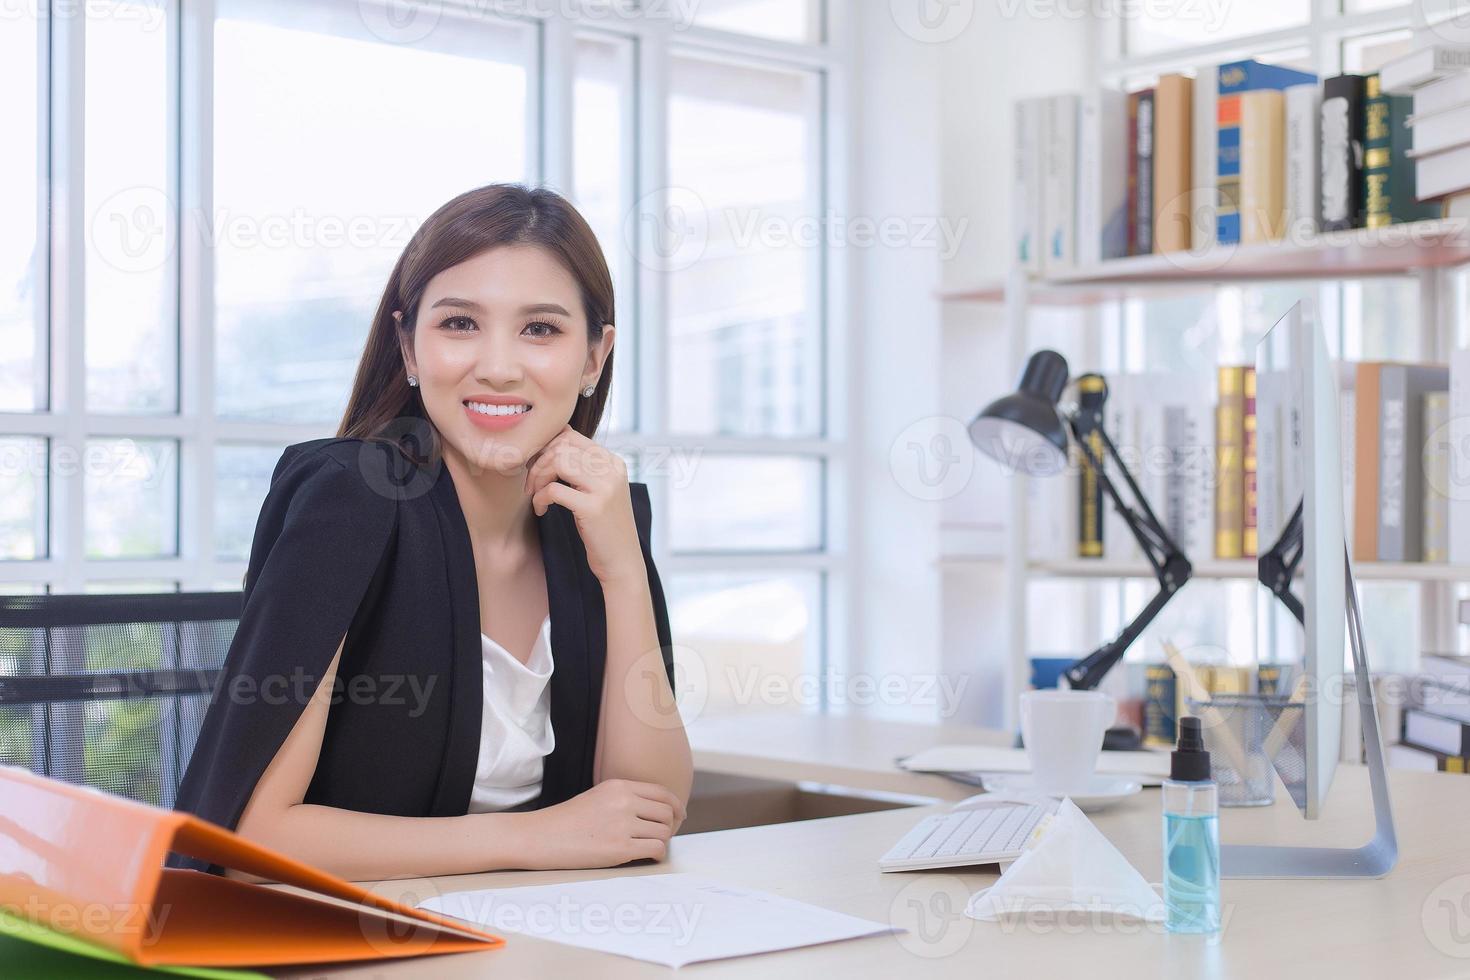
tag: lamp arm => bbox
[1062,409,1194,691]
[1258,499,1306,626]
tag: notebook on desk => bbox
[896,745,1171,786]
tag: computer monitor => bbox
[1230,298,1396,878]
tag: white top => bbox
[465,614,555,814]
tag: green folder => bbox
[0,908,267,980]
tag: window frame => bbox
[3,0,852,703]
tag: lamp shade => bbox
[967,349,1070,477]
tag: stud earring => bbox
[581,383,596,398]
[407,375,418,387]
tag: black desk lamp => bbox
[968,350,1195,750]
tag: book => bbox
[1449,351,1470,564]
[1413,141,1470,200]
[1242,366,1258,557]
[1240,89,1287,243]
[1408,102,1470,156]
[1012,98,1045,274]
[1418,676,1470,725]
[1353,362,1384,561]
[1104,373,1139,560]
[1143,663,1178,748]
[1423,652,1470,690]
[1077,376,1106,558]
[1153,74,1194,253]
[1380,45,1470,95]
[1322,74,1368,231]
[1377,363,1449,562]
[1425,390,1452,562]
[1160,384,1216,559]
[1217,60,1317,245]
[1364,74,1441,227]
[1404,706,1470,756]
[1076,88,1130,266]
[1284,82,1320,237]
[1258,663,1286,696]
[1415,72,1470,118]
[1192,63,1220,251]
[1130,89,1156,255]
[1215,365,1247,558]
[1387,742,1467,772]
[1043,94,1080,272]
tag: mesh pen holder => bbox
[1185,694,1303,807]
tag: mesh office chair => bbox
[0,592,243,808]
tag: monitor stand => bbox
[1221,546,1397,878]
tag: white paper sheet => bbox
[898,745,1170,785]
[417,872,899,968]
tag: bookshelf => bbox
[941,44,1470,732]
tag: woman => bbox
[172,184,692,882]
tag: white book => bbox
[1414,142,1470,199]
[1408,101,1470,156]
[1104,374,1140,561]
[1145,372,1215,560]
[1415,72,1470,118]
[1026,456,1077,561]
[1042,94,1080,273]
[1013,97,1045,275]
[1386,742,1439,771]
[1405,708,1468,756]
[1076,88,1129,266]
[1380,45,1470,95]
[1192,64,1219,252]
[1284,83,1320,238]
[1449,349,1470,564]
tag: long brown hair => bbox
[338,183,615,468]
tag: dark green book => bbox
[1363,73,1441,228]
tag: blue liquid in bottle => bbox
[1163,810,1220,933]
[1162,717,1220,934]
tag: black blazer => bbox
[169,437,674,874]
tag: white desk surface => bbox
[276,711,1470,979]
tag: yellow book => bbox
[1216,366,1246,558]
[1240,89,1286,243]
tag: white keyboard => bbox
[879,796,1056,872]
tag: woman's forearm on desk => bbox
[229,805,540,883]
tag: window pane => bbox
[0,437,46,560]
[214,0,532,424]
[0,11,43,412]
[1342,29,1416,74]
[668,571,821,716]
[667,54,823,437]
[575,33,636,433]
[85,438,179,558]
[669,455,822,551]
[690,0,821,43]
[86,0,176,413]
[83,579,178,593]
[215,443,283,560]
[1341,278,1422,361]
[1124,1,1309,57]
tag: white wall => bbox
[846,3,1092,725]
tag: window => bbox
[8,1,843,701]
[1123,1,1310,57]
[213,0,534,425]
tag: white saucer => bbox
[980,773,1143,812]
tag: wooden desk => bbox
[279,712,1470,979]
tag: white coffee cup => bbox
[1020,689,1117,794]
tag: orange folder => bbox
[0,765,504,969]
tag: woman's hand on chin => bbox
[523,425,645,588]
